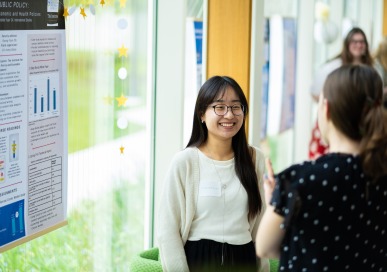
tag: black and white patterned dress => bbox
[271,153,387,272]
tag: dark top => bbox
[271,153,387,272]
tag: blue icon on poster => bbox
[0,200,26,246]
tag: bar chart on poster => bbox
[29,72,60,121]
[0,200,26,247]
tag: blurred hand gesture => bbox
[263,158,276,205]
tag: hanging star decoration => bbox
[120,146,125,154]
[80,7,87,19]
[103,95,114,105]
[116,94,128,107]
[118,45,128,58]
[120,0,127,8]
[63,7,69,19]
[100,0,105,7]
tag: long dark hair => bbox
[339,27,373,65]
[186,76,262,219]
[323,65,387,181]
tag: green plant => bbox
[0,180,144,271]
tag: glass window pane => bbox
[0,2,149,270]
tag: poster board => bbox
[0,0,67,252]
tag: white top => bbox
[310,58,342,96]
[188,150,251,244]
[157,146,269,272]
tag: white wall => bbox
[248,0,265,147]
[293,0,315,163]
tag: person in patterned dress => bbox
[256,65,387,271]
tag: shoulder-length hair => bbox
[323,65,387,181]
[339,27,373,65]
[186,75,262,218]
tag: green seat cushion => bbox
[269,258,279,272]
[129,247,162,272]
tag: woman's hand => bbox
[256,158,284,259]
[263,158,275,206]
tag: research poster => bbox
[0,0,67,252]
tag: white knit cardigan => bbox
[157,146,269,272]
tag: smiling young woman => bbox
[157,76,269,272]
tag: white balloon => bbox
[314,20,338,44]
[117,18,128,30]
[118,67,128,80]
[117,117,128,129]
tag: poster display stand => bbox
[0,0,67,252]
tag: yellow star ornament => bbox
[80,7,87,19]
[116,94,128,107]
[100,0,105,6]
[63,7,69,19]
[120,146,125,154]
[118,45,128,58]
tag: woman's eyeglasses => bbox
[350,39,365,45]
[210,104,244,116]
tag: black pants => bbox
[184,239,258,272]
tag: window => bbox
[0,2,149,270]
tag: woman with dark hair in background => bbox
[308,27,373,159]
[157,76,269,272]
[256,65,387,271]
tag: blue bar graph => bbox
[34,88,37,113]
[33,81,57,113]
[19,205,24,232]
[29,73,60,121]
[11,215,15,236]
[53,89,56,110]
[41,96,44,113]
[47,78,50,111]
[0,200,26,246]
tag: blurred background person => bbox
[308,27,373,160]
